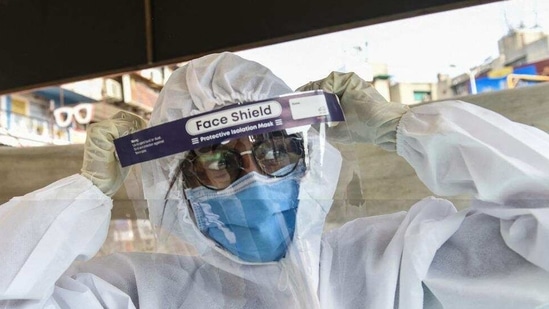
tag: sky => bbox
[236,0,549,89]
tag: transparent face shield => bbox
[112,90,365,260]
[108,90,368,307]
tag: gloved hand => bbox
[296,72,409,151]
[81,111,147,196]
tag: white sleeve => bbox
[396,100,549,203]
[396,100,549,271]
[0,174,113,301]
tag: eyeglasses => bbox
[181,131,304,190]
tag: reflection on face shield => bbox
[180,130,306,263]
[181,130,305,190]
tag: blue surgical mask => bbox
[185,165,304,263]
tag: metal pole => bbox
[469,70,477,94]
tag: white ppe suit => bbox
[1,52,549,308]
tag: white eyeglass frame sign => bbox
[53,103,94,127]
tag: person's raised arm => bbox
[296,71,409,151]
[81,111,147,197]
[297,71,549,203]
[299,72,549,274]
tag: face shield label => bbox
[289,95,329,120]
[114,90,344,167]
[185,101,283,135]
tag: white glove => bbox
[81,111,147,196]
[296,72,409,151]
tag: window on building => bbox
[10,97,28,115]
[413,91,431,103]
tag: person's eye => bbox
[264,148,285,160]
[206,159,227,170]
[200,151,239,171]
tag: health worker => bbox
[1,52,549,309]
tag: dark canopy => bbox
[0,0,499,94]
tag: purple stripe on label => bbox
[114,90,344,167]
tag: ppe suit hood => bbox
[140,52,342,291]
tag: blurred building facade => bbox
[387,28,549,105]
[0,66,178,147]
